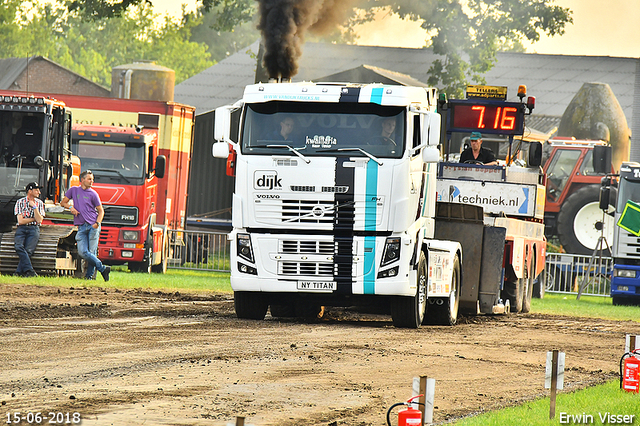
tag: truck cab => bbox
[71,122,168,272]
[611,162,640,305]
[213,82,461,328]
[0,93,79,275]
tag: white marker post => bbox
[413,376,436,425]
[545,350,565,419]
[625,334,639,353]
[412,376,436,426]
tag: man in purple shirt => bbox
[61,170,110,281]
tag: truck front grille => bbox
[281,240,335,254]
[277,239,355,277]
[103,206,138,226]
[280,261,334,276]
[281,200,335,224]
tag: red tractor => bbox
[542,137,615,254]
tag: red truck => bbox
[0,90,196,273]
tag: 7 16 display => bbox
[447,99,526,136]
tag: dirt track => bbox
[0,283,638,426]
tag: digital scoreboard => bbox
[447,99,526,136]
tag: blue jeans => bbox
[14,225,40,274]
[76,223,105,279]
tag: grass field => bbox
[0,266,233,293]
[453,379,639,426]
[1,269,639,424]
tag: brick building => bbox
[0,56,109,97]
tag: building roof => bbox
[0,56,109,95]
[0,57,29,90]
[175,41,640,158]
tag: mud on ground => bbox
[0,283,637,425]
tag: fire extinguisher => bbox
[620,349,640,393]
[386,394,423,426]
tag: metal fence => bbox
[167,229,231,272]
[544,252,613,297]
[165,230,614,297]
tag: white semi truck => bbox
[213,82,506,328]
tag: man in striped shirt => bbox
[14,182,45,277]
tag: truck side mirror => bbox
[422,146,440,163]
[423,111,441,146]
[212,141,230,159]
[593,145,612,174]
[155,155,166,179]
[528,142,542,167]
[214,106,232,142]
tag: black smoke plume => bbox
[257,0,356,80]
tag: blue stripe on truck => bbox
[363,160,379,294]
[370,87,384,105]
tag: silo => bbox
[557,82,631,172]
[111,61,175,102]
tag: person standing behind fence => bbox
[60,170,111,281]
[14,182,45,277]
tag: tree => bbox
[189,4,259,63]
[62,0,572,96]
[1,1,213,86]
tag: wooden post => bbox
[419,376,427,424]
[549,350,559,419]
[236,416,245,426]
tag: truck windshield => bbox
[72,139,145,180]
[241,102,405,159]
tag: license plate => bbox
[297,281,336,291]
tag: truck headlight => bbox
[614,269,637,278]
[617,285,630,292]
[237,233,254,263]
[381,237,401,266]
[122,230,140,241]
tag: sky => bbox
[152,0,640,58]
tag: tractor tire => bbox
[557,185,614,255]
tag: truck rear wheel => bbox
[425,254,461,325]
[502,280,523,313]
[522,257,535,313]
[391,251,428,328]
[557,185,614,255]
[234,291,268,320]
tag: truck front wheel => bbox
[129,245,152,273]
[234,291,268,320]
[391,251,428,328]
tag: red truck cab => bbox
[72,121,172,272]
[542,137,614,254]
